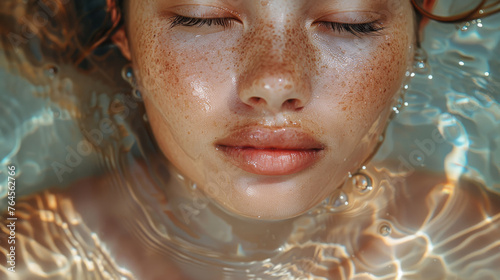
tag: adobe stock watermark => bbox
[8,0,71,50]
[51,94,140,182]
[396,127,446,176]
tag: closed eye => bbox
[168,15,236,29]
[318,21,384,37]
[168,15,384,37]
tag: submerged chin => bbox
[200,168,345,220]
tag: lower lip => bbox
[217,146,323,176]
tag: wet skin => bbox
[115,0,416,219]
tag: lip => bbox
[215,127,325,176]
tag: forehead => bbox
[146,0,407,10]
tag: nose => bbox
[237,28,312,113]
[239,70,309,113]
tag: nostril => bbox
[283,98,302,110]
[249,97,265,105]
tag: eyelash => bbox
[318,21,384,36]
[169,15,235,28]
[168,15,384,36]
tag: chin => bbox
[204,170,340,221]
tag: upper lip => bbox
[215,127,325,150]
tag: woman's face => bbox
[119,0,415,219]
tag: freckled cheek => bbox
[138,47,194,107]
[344,43,408,123]
[137,38,236,136]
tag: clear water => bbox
[1,3,500,280]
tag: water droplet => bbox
[460,22,471,32]
[379,224,392,236]
[132,88,142,100]
[413,48,429,74]
[322,190,350,212]
[122,65,136,87]
[352,173,373,193]
[122,65,134,80]
[332,191,349,208]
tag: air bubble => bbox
[352,173,373,193]
[379,224,392,236]
[413,48,429,74]
[121,65,135,83]
[322,190,349,212]
[332,191,349,208]
[460,22,471,32]
[132,88,142,101]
